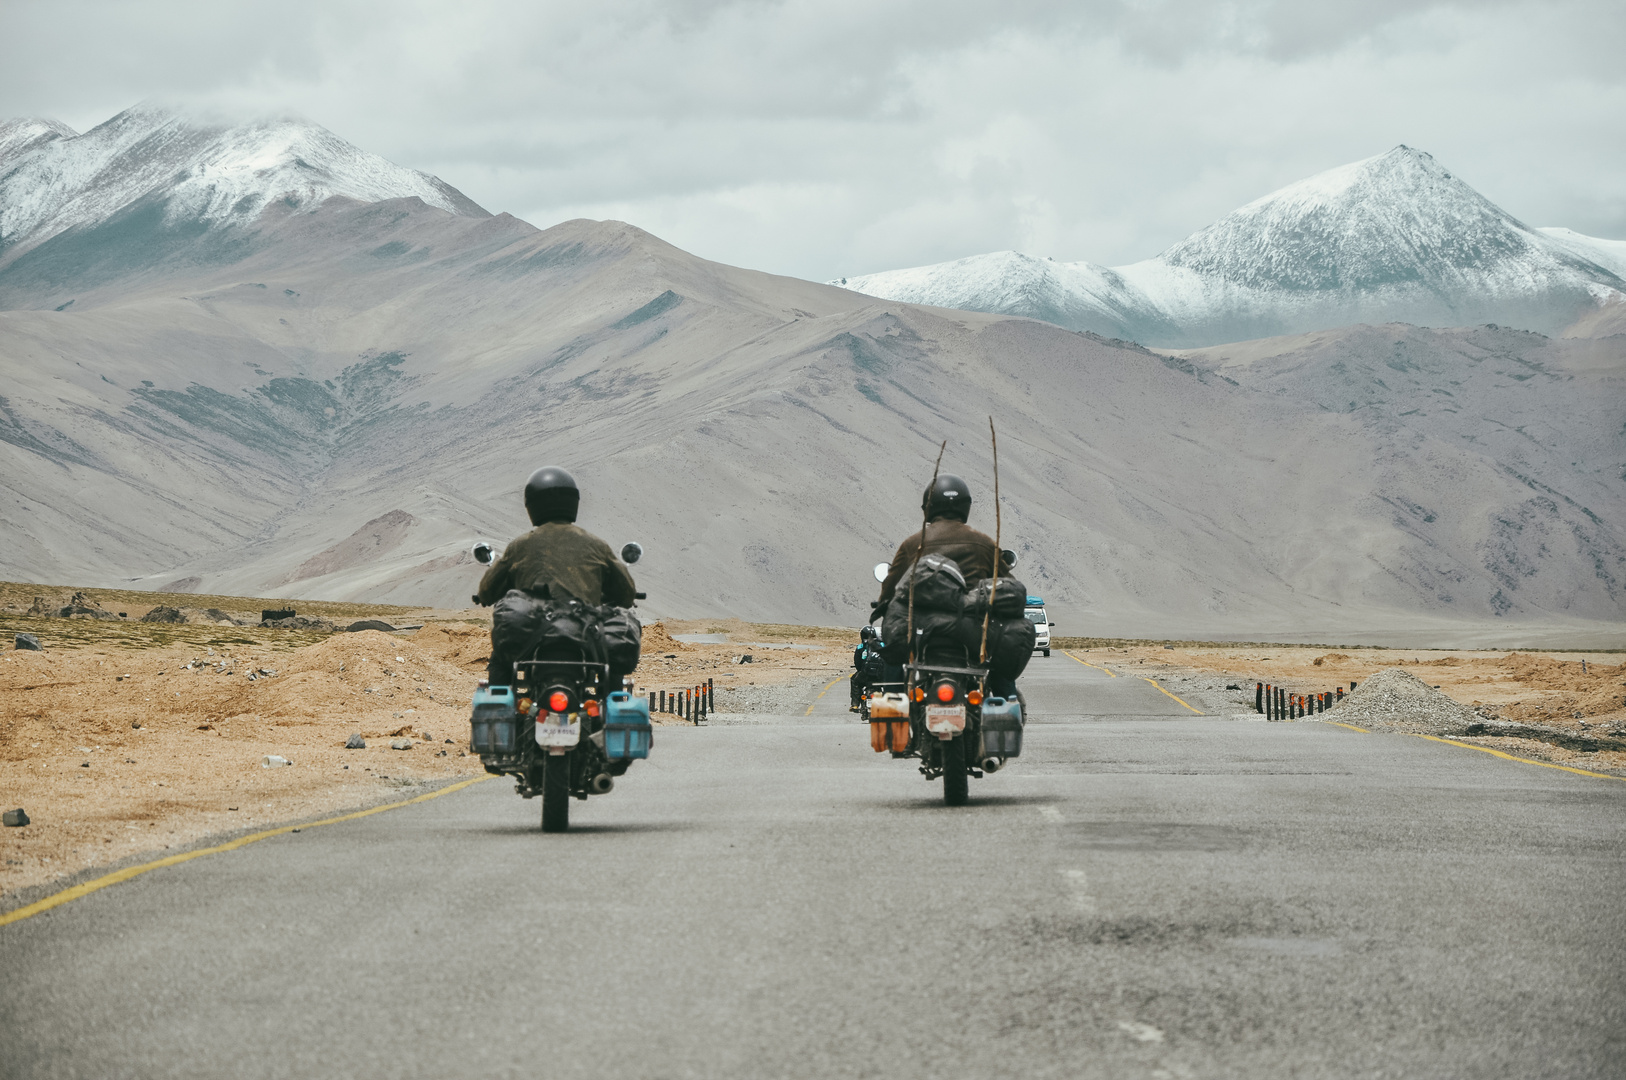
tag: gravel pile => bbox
[1321,668,1479,734]
[711,675,838,724]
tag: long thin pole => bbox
[978,417,1001,672]
[907,440,949,666]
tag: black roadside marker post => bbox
[1256,682,1264,713]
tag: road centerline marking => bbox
[1409,733,1626,783]
[806,676,845,715]
[1064,651,1114,677]
[0,776,491,929]
[1141,677,1204,714]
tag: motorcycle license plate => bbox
[535,713,581,748]
[924,704,966,736]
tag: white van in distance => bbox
[1024,596,1052,657]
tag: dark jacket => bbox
[874,516,1012,610]
[476,522,637,608]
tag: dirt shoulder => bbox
[0,609,854,902]
[1062,642,1626,776]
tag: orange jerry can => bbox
[868,692,912,753]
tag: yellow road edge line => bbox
[1408,733,1626,783]
[0,775,491,929]
[1323,721,1370,733]
[1140,676,1204,715]
[1063,650,1115,677]
[806,676,845,716]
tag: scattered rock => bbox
[390,738,413,750]
[262,755,291,768]
[345,734,366,749]
[346,619,397,632]
[14,633,41,651]
[26,597,54,616]
[737,654,753,664]
[58,591,118,619]
[262,615,339,631]
[2,809,28,827]
[140,606,187,624]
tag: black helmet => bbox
[860,625,878,643]
[922,473,971,523]
[524,466,580,525]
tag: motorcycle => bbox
[468,540,652,832]
[864,557,1026,807]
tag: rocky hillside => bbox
[0,112,1621,643]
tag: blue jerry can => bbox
[470,685,519,754]
[603,691,653,760]
[979,696,1023,759]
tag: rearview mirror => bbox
[473,541,501,565]
[872,562,889,583]
[1001,549,1018,569]
[621,542,643,565]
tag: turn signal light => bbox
[935,683,955,702]
[911,687,926,702]
[516,697,533,715]
[967,690,983,705]
[548,690,570,713]
[584,700,601,717]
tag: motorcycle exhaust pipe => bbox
[590,772,615,795]
[980,757,1002,774]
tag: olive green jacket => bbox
[476,522,637,608]
[875,517,1012,609]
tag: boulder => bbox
[14,633,42,651]
[346,619,397,632]
[140,606,187,623]
[2,808,28,827]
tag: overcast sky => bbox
[4,0,1622,280]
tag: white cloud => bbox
[1,0,1621,279]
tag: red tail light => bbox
[935,682,955,702]
[548,690,570,713]
[585,700,600,717]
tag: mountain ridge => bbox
[839,147,1625,348]
[0,113,1620,642]
[0,104,488,266]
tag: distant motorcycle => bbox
[863,556,1028,807]
[469,540,651,832]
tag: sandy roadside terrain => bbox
[1060,641,1626,775]
[0,609,850,902]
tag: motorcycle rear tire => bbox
[541,753,570,832]
[942,734,968,807]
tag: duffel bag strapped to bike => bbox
[964,576,1029,622]
[470,684,520,754]
[602,691,652,759]
[979,696,1024,760]
[881,554,972,664]
[591,607,642,680]
[492,586,643,679]
[867,691,912,753]
[959,576,1036,678]
[983,615,1037,680]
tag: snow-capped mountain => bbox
[838,147,1626,347]
[1538,227,1626,280]
[0,103,487,259]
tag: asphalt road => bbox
[3,654,1624,1079]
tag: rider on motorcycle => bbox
[850,625,885,711]
[475,467,638,685]
[873,473,1018,698]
